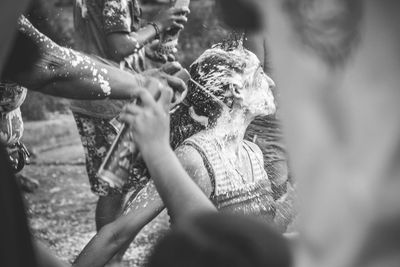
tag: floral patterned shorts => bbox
[73,112,149,196]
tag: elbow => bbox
[106,33,139,63]
[108,47,129,63]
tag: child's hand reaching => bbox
[120,82,172,158]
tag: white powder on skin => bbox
[18,16,112,96]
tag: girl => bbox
[74,40,292,267]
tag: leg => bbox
[95,194,125,231]
[96,194,126,267]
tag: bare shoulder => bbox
[175,144,213,197]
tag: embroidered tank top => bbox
[182,132,276,225]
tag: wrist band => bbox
[149,22,161,40]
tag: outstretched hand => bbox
[142,62,188,108]
[120,82,172,155]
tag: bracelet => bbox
[149,22,161,40]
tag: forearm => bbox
[142,145,217,223]
[15,16,143,100]
[134,24,158,47]
[74,202,161,267]
[22,60,145,100]
[107,25,158,62]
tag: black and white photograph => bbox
[0,0,399,267]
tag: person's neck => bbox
[209,109,253,156]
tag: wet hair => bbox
[147,213,292,267]
[170,37,255,149]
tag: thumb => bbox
[158,86,174,112]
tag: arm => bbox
[74,88,214,267]
[12,16,144,100]
[148,144,215,223]
[121,89,216,221]
[73,147,214,267]
[6,17,187,102]
[73,181,164,267]
[104,3,189,62]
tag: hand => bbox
[141,62,188,108]
[153,7,190,32]
[120,85,172,154]
[145,39,177,63]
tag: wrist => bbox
[150,21,162,39]
[140,140,171,162]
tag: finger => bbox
[172,15,188,23]
[172,22,185,30]
[160,54,168,63]
[158,86,174,110]
[148,39,160,49]
[142,77,163,99]
[137,86,158,107]
[119,113,138,128]
[161,61,182,75]
[167,54,176,62]
[166,75,187,93]
[123,103,142,116]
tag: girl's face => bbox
[238,52,276,117]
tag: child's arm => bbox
[73,87,215,267]
[121,89,216,220]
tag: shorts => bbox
[73,112,149,196]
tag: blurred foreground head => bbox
[0,0,32,78]
[219,0,400,267]
[147,213,292,267]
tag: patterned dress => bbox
[71,0,146,195]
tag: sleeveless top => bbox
[182,132,276,225]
